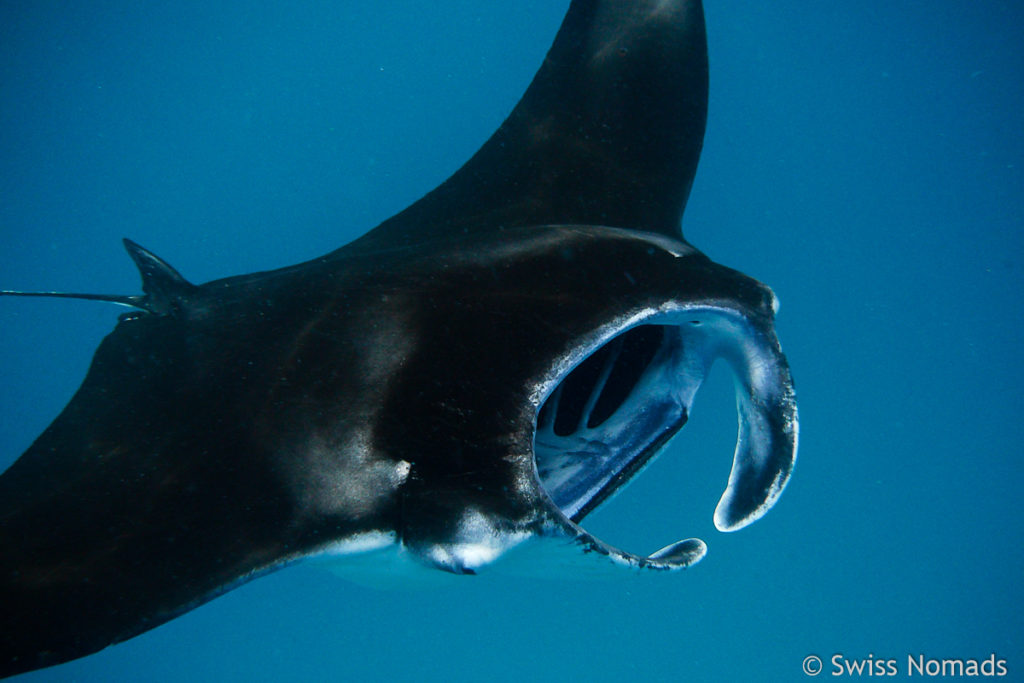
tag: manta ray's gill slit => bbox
[587,326,665,428]
[538,325,667,437]
[533,324,692,523]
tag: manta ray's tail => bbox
[0,290,143,307]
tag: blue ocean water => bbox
[1,1,1021,681]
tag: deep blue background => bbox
[2,1,1021,680]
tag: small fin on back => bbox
[121,238,195,315]
[0,239,194,316]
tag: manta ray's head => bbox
[529,246,798,570]
[387,226,796,575]
[516,229,798,571]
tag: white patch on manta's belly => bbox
[318,530,398,557]
[424,510,530,573]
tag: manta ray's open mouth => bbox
[533,309,797,569]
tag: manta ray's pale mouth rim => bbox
[529,302,798,571]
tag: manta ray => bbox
[0,0,797,677]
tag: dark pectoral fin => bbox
[0,322,298,678]
[350,0,708,252]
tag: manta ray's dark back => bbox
[1,1,799,678]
